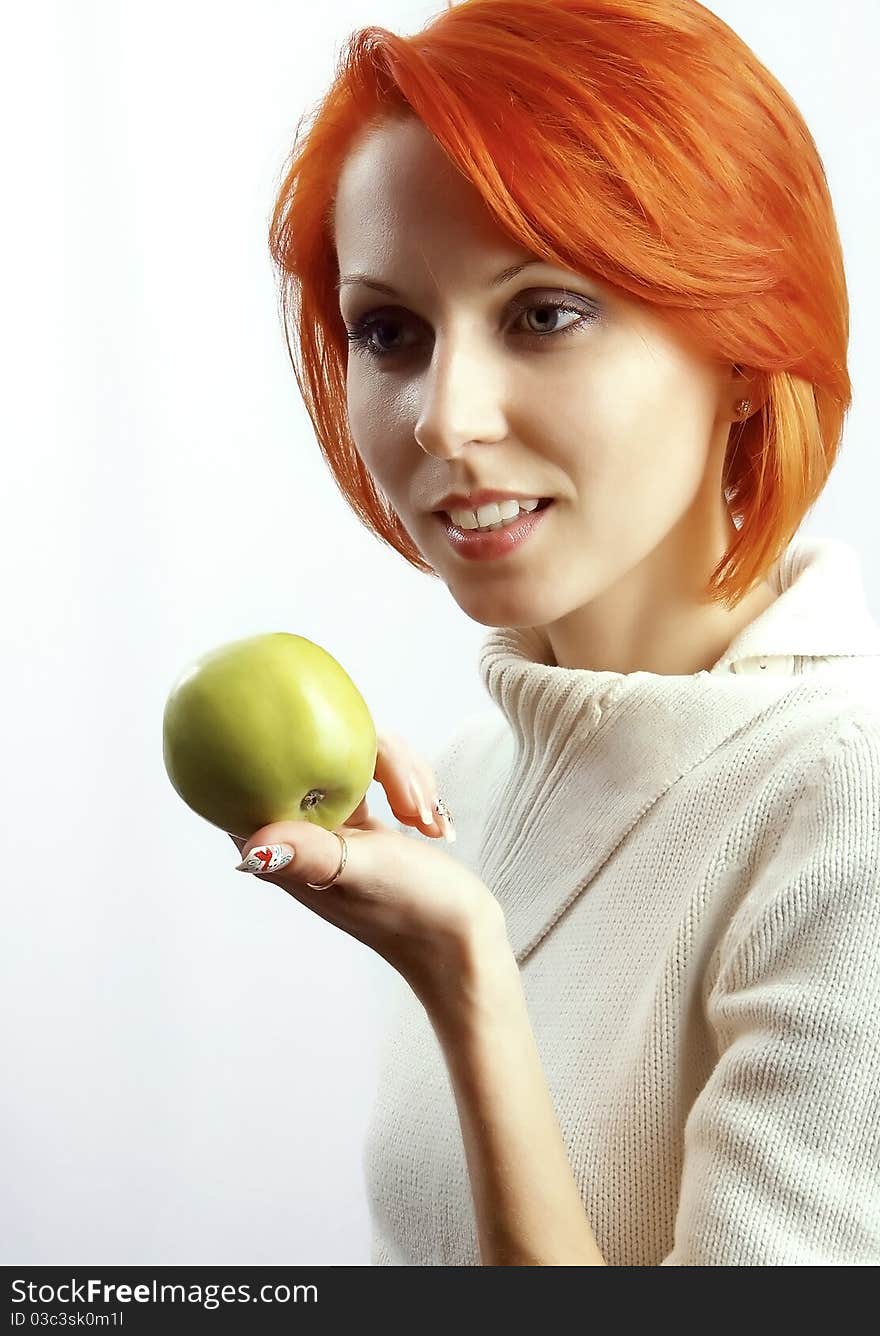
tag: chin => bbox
[446,580,556,630]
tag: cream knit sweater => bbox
[363,535,880,1266]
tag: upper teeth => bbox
[447,497,542,531]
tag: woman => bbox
[232,0,880,1264]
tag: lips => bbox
[441,497,554,526]
[434,497,554,561]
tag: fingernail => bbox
[235,844,295,874]
[409,777,434,828]
[435,798,456,844]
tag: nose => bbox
[413,332,509,459]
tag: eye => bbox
[344,291,601,362]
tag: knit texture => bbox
[362,535,880,1265]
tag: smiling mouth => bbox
[432,498,555,560]
[437,497,554,528]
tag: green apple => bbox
[162,632,378,839]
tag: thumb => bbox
[230,821,352,889]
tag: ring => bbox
[305,830,348,890]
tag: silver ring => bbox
[305,831,348,890]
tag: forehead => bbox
[333,116,531,273]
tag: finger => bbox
[408,767,457,842]
[381,737,456,839]
[375,729,443,836]
[233,820,360,892]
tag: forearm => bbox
[423,930,607,1266]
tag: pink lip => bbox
[434,500,554,561]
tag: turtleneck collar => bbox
[474,535,880,963]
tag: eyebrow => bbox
[335,259,551,296]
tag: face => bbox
[333,116,766,673]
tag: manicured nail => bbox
[435,797,456,844]
[235,844,295,874]
[409,777,434,828]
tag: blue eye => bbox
[344,293,600,361]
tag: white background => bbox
[1,0,877,1265]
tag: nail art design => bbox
[235,844,295,874]
[434,797,457,844]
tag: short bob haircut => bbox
[268,0,851,610]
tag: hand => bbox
[227,728,508,1002]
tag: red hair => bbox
[268,0,851,608]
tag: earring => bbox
[735,398,752,417]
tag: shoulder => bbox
[800,698,880,794]
[713,708,880,997]
[742,674,880,801]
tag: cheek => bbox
[563,403,701,544]
[345,370,374,444]
[346,387,415,507]
[346,378,390,472]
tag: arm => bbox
[422,927,607,1266]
